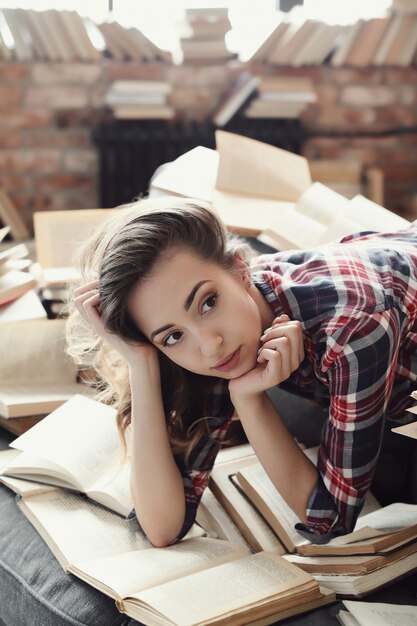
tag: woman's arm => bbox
[73,282,186,547]
[229,315,318,523]
[128,353,186,547]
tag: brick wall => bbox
[0,59,416,233]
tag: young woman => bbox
[68,196,417,548]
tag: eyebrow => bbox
[150,280,210,341]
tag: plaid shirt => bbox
[138,224,417,544]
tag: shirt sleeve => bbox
[296,306,406,543]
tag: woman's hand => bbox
[73,280,157,368]
[229,314,304,403]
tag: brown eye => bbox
[202,294,218,313]
[163,331,182,347]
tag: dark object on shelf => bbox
[93,118,306,208]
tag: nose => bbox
[198,327,223,357]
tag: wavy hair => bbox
[66,197,252,459]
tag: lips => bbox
[214,347,241,372]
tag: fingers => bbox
[73,282,106,335]
[259,314,304,373]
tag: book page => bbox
[18,489,150,570]
[212,189,296,237]
[197,488,250,547]
[0,290,46,323]
[0,381,91,419]
[210,457,287,554]
[237,463,306,552]
[215,130,311,202]
[34,208,112,269]
[87,460,133,517]
[0,318,77,385]
[130,552,318,626]
[392,421,417,441]
[150,146,219,203]
[346,195,410,232]
[355,502,417,532]
[9,395,122,492]
[264,209,327,249]
[295,182,350,224]
[343,600,417,626]
[74,536,250,599]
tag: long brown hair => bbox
[67,197,251,459]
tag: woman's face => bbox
[128,247,273,379]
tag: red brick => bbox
[0,108,51,129]
[32,63,102,84]
[26,86,89,109]
[266,65,327,82]
[0,173,27,190]
[34,173,95,192]
[103,61,166,82]
[170,87,218,111]
[375,106,417,128]
[385,67,417,84]
[0,85,23,107]
[25,128,92,149]
[327,67,384,85]
[0,149,60,172]
[314,85,338,105]
[168,64,231,87]
[0,62,30,82]
[0,131,24,148]
[341,85,397,107]
[54,108,111,128]
[63,150,97,173]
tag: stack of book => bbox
[0,318,94,435]
[248,10,417,67]
[0,228,44,324]
[178,7,235,64]
[104,80,174,120]
[248,17,348,66]
[0,8,171,63]
[209,444,417,599]
[32,208,113,318]
[211,71,261,127]
[0,396,337,625]
[244,76,316,119]
[97,20,172,63]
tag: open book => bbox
[209,444,287,554]
[0,319,93,419]
[2,394,132,516]
[150,130,407,241]
[338,600,417,626]
[235,461,417,557]
[13,486,335,626]
[33,208,114,287]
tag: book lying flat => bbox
[312,549,417,598]
[339,600,417,626]
[0,270,37,306]
[0,289,46,323]
[13,487,336,626]
[2,394,132,516]
[0,318,92,418]
[257,183,410,251]
[235,462,417,556]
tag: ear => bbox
[232,253,251,287]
